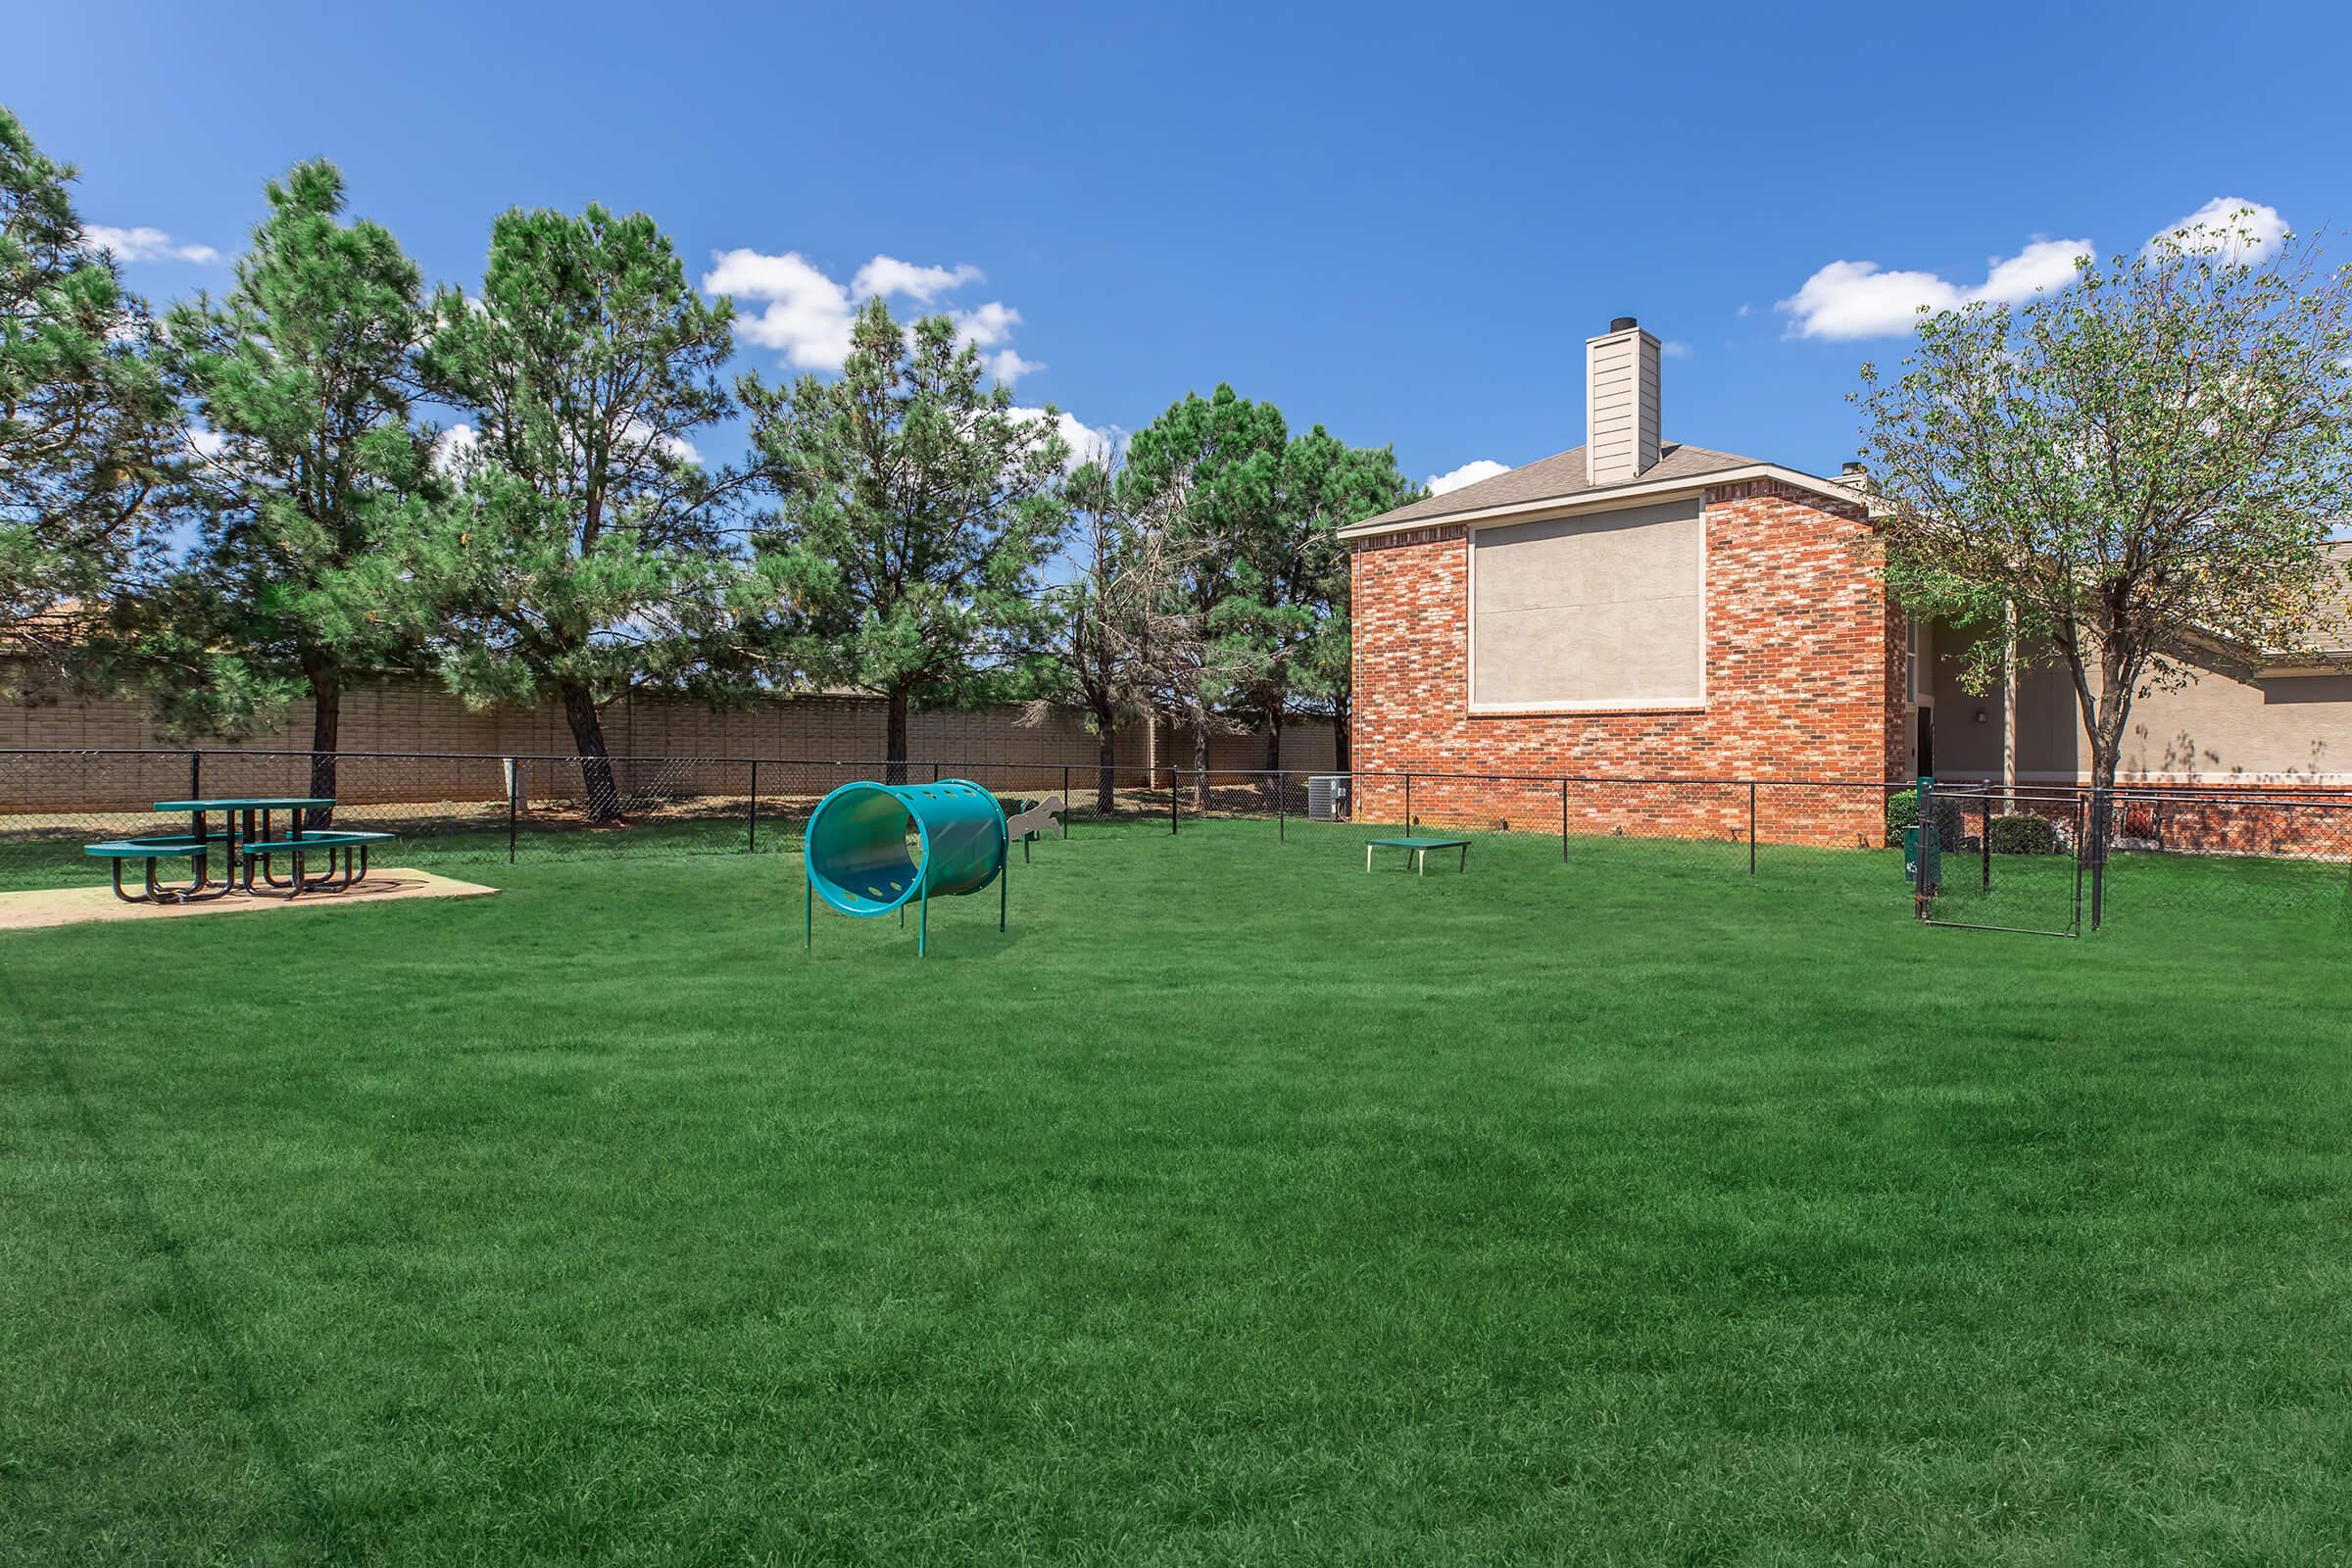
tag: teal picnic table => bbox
[151,796,332,885]
[138,797,387,899]
[1364,834,1471,876]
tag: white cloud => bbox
[1973,239,2092,301]
[705,249,859,370]
[1780,198,2293,341]
[1010,406,1122,471]
[82,224,220,265]
[184,425,228,465]
[851,257,981,302]
[1427,459,1509,495]
[950,300,1020,348]
[432,422,479,474]
[986,349,1045,385]
[2149,197,2288,262]
[1661,339,1691,359]
[612,415,702,467]
[1777,236,2092,340]
[705,248,1036,380]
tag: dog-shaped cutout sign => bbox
[1004,794,1064,859]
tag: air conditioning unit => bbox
[1306,774,1350,822]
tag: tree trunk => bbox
[2088,640,2132,796]
[885,688,910,785]
[1332,691,1351,773]
[2082,643,2134,881]
[1096,723,1117,815]
[2000,601,2018,813]
[1191,710,1210,808]
[308,669,339,827]
[561,680,621,822]
[1263,707,1283,773]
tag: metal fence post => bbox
[2073,798,2087,934]
[1560,778,1569,861]
[1748,782,1757,875]
[507,759,518,864]
[2088,785,2110,931]
[1981,794,1991,893]
[748,760,760,853]
[1404,772,1413,829]
[1277,772,1286,842]
[1170,773,1179,834]
[1914,774,1936,919]
[1061,764,1070,838]
[189,748,201,801]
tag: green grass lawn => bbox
[4,820,2349,1565]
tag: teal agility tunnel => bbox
[803,777,1007,956]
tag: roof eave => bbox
[1337,464,1867,540]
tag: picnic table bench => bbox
[1364,835,1471,876]
[82,835,231,903]
[81,797,397,903]
[240,830,397,895]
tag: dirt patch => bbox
[0,868,500,933]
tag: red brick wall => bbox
[1349,481,1893,845]
[2112,789,2352,860]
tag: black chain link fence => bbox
[4,750,2345,931]
[1903,777,2352,933]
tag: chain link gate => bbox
[1911,777,2085,937]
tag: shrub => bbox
[1885,790,1920,834]
[1886,788,1965,849]
[1988,813,2061,855]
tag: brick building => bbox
[1341,318,1897,843]
[1341,317,2352,848]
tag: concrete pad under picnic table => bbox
[0,868,499,934]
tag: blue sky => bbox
[16,0,2350,494]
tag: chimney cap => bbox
[1608,316,1640,333]
[1840,461,1867,475]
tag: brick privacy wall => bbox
[2115,791,2352,859]
[1349,481,1895,848]
[1929,785,2352,862]
[1,663,1336,810]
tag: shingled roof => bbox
[1340,440,1816,537]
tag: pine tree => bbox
[416,204,749,820]
[1280,427,1419,772]
[153,160,438,808]
[0,106,180,673]
[741,299,1069,779]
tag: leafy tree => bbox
[151,160,438,808]
[416,204,749,820]
[0,106,180,672]
[741,298,1069,778]
[1276,427,1418,772]
[1027,454,1203,811]
[1122,385,1288,802]
[1858,213,2352,802]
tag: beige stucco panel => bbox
[2121,653,2352,780]
[1471,499,1702,707]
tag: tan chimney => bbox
[1586,316,1661,486]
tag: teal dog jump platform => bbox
[804,778,1009,956]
